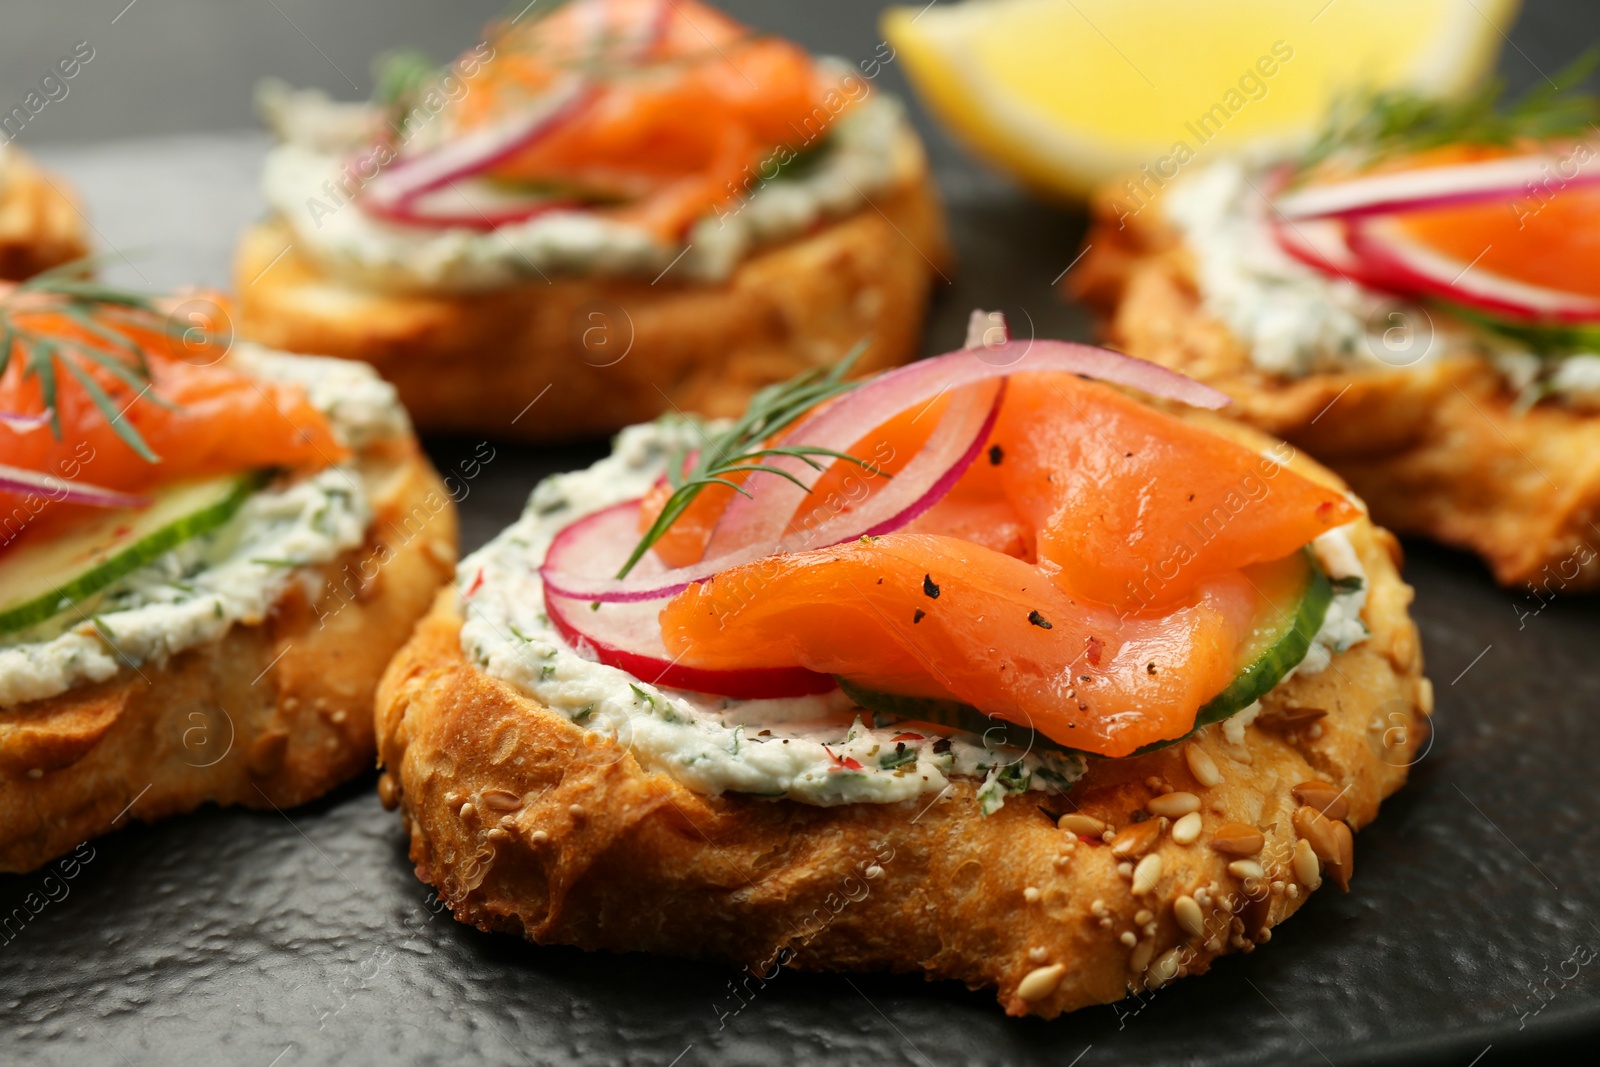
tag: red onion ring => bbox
[362,0,673,222]
[540,338,1227,604]
[1347,216,1600,323]
[1269,215,1395,291]
[0,463,151,509]
[1275,150,1600,222]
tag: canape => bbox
[236,0,948,442]
[0,144,88,282]
[1073,68,1600,592]
[375,313,1428,1017]
[0,269,455,872]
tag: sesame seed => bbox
[1130,939,1154,974]
[1058,813,1105,836]
[1029,946,1049,962]
[1228,859,1265,881]
[1024,886,1041,903]
[1134,909,1153,925]
[1293,838,1321,888]
[1174,895,1205,938]
[1017,962,1067,1001]
[1117,861,1134,878]
[1185,745,1223,788]
[865,864,883,878]
[568,803,584,816]
[1120,931,1138,948]
[1147,792,1200,818]
[1090,898,1107,916]
[529,829,550,843]
[458,803,474,819]
[1132,853,1164,895]
[1148,948,1183,989]
[1171,812,1203,845]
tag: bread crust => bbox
[0,150,89,281]
[233,139,950,442]
[0,438,457,872]
[1072,185,1600,592]
[374,423,1428,1017]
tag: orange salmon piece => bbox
[989,373,1356,610]
[659,533,1257,756]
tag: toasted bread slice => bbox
[0,437,457,872]
[373,418,1428,1017]
[1072,183,1600,592]
[0,149,89,282]
[233,142,950,443]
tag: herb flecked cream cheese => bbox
[457,421,1370,810]
[1163,160,1600,408]
[0,345,409,708]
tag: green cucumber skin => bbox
[0,472,269,636]
[837,552,1334,760]
[1192,560,1332,731]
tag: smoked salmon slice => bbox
[0,292,346,537]
[458,0,859,240]
[659,533,1259,757]
[653,371,1354,755]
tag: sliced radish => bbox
[541,338,1228,604]
[1275,151,1600,222]
[1347,216,1600,323]
[545,588,834,698]
[0,463,151,508]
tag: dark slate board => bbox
[7,4,1600,1062]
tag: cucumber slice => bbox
[1190,549,1331,733]
[0,472,268,635]
[835,549,1333,757]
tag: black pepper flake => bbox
[932,738,952,754]
[876,577,883,584]
[923,574,940,599]
[913,609,926,624]
[1124,451,1133,457]
[1027,610,1053,629]
[988,444,1005,465]
[1187,493,1195,501]
[1130,810,1150,823]
[1146,662,1158,675]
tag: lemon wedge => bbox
[883,0,1520,198]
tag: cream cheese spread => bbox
[0,345,409,707]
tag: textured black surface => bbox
[7,3,1600,1064]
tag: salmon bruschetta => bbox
[0,144,88,282]
[0,267,455,872]
[375,313,1428,1017]
[236,0,948,442]
[1073,64,1600,594]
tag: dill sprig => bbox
[618,340,885,579]
[0,257,191,463]
[1301,49,1600,172]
